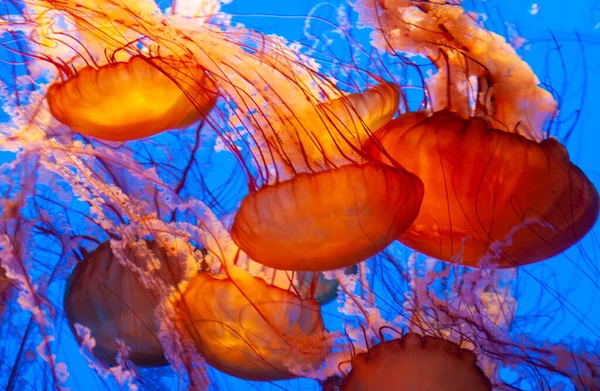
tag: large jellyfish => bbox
[359,1,599,267]
[368,110,599,267]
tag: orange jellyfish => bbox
[341,333,492,391]
[64,240,185,367]
[368,110,599,267]
[231,162,424,271]
[176,268,330,381]
[231,81,424,271]
[47,55,217,141]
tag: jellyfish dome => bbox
[64,240,185,367]
[47,56,217,141]
[341,333,492,391]
[368,110,599,267]
[232,162,424,271]
[176,268,331,380]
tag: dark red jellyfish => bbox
[47,55,217,141]
[64,240,185,367]
[367,110,599,267]
[176,268,330,380]
[341,333,492,391]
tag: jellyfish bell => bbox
[367,110,599,267]
[269,82,400,171]
[47,55,217,141]
[64,239,186,367]
[176,268,330,381]
[341,333,492,391]
[231,162,424,271]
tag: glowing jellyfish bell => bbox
[341,333,492,391]
[231,84,424,271]
[47,55,217,141]
[64,240,186,367]
[362,1,599,267]
[176,267,330,380]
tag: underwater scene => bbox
[0,0,599,390]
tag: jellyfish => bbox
[64,240,185,367]
[367,110,599,267]
[47,55,217,141]
[341,333,492,391]
[232,162,424,271]
[295,265,357,305]
[357,1,599,267]
[176,268,331,381]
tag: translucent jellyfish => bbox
[295,265,357,305]
[232,162,424,271]
[359,1,599,267]
[64,240,185,367]
[176,268,331,381]
[47,56,217,141]
[341,333,492,391]
[368,110,599,267]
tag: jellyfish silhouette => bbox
[64,240,185,367]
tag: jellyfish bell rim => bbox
[230,162,425,272]
[340,332,492,391]
[367,109,600,268]
[46,54,217,142]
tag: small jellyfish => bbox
[47,55,217,141]
[368,110,599,267]
[63,240,185,367]
[231,162,424,271]
[176,268,330,381]
[295,265,357,305]
[341,333,492,391]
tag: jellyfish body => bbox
[341,333,492,391]
[231,163,424,271]
[368,110,599,267]
[271,82,400,170]
[177,269,330,380]
[63,240,184,367]
[47,56,217,141]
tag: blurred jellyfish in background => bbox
[0,0,598,390]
